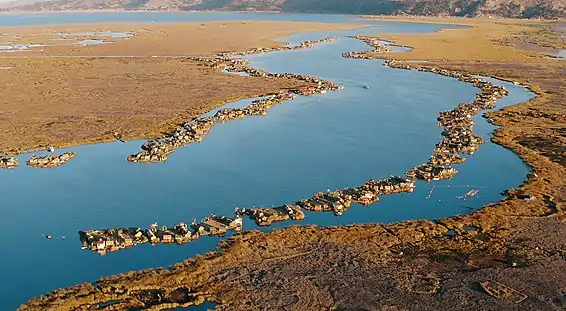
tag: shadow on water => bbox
[0,14,529,310]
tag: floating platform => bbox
[27,152,76,168]
[79,176,415,254]
[80,215,242,255]
[237,204,305,226]
[407,164,458,181]
[0,156,19,169]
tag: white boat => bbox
[457,189,479,200]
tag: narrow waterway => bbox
[553,49,566,59]
[0,14,535,310]
[551,25,565,59]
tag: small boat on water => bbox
[457,189,479,200]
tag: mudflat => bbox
[18,17,566,310]
[0,21,361,154]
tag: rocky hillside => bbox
[6,0,566,19]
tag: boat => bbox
[457,189,479,199]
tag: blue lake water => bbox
[0,12,433,27]
[0,13,534,310]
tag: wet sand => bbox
[0,21,362,154]
[18,18,566,311]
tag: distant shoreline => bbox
[0,9,288,14]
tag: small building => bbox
[96,240,106,251]
[161,234,173,243]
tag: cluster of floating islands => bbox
[0,151,76,169]
[80,175,416,255]
[385,60,509,181]
[128,37,509,183]
[27,152,77,168]
[216,37,337,57]
[342,35,392,58]
[128,38,343,163]
[80,215,243,255]
[0,36,512,253]
[0,156,18,169]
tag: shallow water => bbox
[0,14,534,310]
[0,43,45,52]
[0,11,465,30]
[55,31,133,38]
[76,39,112,46]
[552,25,565,59]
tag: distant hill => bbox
[0,0,49,9]
[5,0,566,19]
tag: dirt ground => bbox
[0,21,360,154]
[18,18,566,311]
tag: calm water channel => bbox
[0,13,534,310]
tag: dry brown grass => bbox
[1,21,362,56]
[363,16,563,61]
[0,21,362,154]
[0,57,310,153]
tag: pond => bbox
[0,13,534,310]
[552,49,565,59]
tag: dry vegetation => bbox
[17,18,566,311]
[0,21,361,56]
[0,21,361,154]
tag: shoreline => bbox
[14,17,566,311]
[70,35,527,253]
[76,48,517,255]
[0,18,518,157]
[0,20,364,155]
